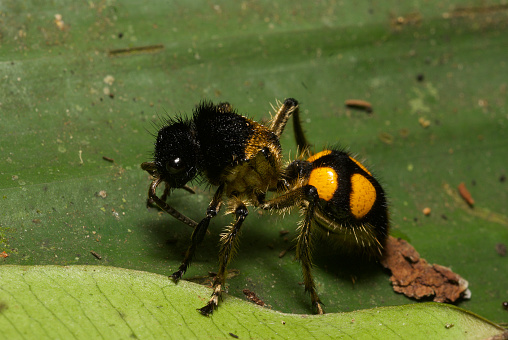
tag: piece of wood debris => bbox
[242,289,265,306]
[381,236,470,303]
[345,99,373,113]
[458,182,475,207]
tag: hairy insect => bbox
[142,98,389,315]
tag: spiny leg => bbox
[260,184,312,211]
[198,202,248,316]
[296,190,324,314]
[269,98,299,138]
[261,184,324,314]
[267,97,312,157]
[171,184,225,280]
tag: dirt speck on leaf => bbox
[458,182,475,207]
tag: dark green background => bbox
[1,0,507,324]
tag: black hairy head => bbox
[154,118,199,188]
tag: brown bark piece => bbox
[381,236,470,303]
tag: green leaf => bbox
[0,265,505,339]
[1,0,508,333]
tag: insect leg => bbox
[160,182,170,202]
[291,100,312,157]
[147,177,198,228]
[182,185,196,194]
[157,183,194,204]
[141,162,198,227]
[260,184,309,210]
[269,98,299,138]
[171,184,225,281]
[198,201,248,316]
[140,161,157,176]
[296,188,324,315]
[261,184,324,314]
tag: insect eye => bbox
[166,157,185,174]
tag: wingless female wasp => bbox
[141,98,389,315]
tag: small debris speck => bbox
[103,75,115,86]
[458,182,474,207]
[102,156,115,163]
[378,132,394,145]
[495,243,507,257]
[418,117,431,128]
[345,99,373,113]
[54,14,65,30]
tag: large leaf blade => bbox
[0,266,505,339]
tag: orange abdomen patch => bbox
[350,173,376,219]
[308,167,338,201]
